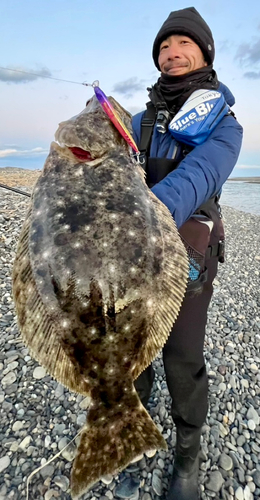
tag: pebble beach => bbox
[0,168,260,500]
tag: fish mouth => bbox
[69,146,95,162]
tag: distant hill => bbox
[228,177,260,183]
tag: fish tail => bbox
[71,391,166,499]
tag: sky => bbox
[1,0,260,177]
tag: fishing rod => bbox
[0,183,31,197]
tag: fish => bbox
[12,95,188,499]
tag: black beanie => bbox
[152,7,215,70]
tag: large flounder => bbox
[12,96,188,499]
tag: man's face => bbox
[158,34,207,76]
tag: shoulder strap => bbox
[139,102,156,166]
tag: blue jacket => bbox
[132,82,243,229]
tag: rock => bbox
[3,360,18,372]
[247,482,255,493]
[229,451,240,469]
[44,489,57,500]
[152,470,163,496]
[246,407,259,426]
[219,453,233,471]
[125,463,140,473]
[61,443,77,462]
[79,396,92,409]
[40,465,55,479]
[54,423,66,435]
[253,470,260,487]
[158,458,164,469]
[142,494,152,500]
[106,491,114,500]
[241,379,249,389]
[0,455,10,473]
[53,475,70,491]
[158,406,166,421]
[33,366,47,379]
[10,441,19,452]
[145,450,156,458]
[237,435,246,447]
[58,436,69,451]
[218,422,229,437]
[12,421,24,432]
[45,435,51,447]
[101,474,113,485]
[206,471,225,492]
[237,468,245,483]
[247,420,256,431]
[218,365,226,375]
[1,371,17,386]
[235,486,244,500]
[76,413,86,426]
[54,383,64,398]
[244,485,253,500]
[115,477,140,498]
[19,435,31,450]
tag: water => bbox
[220,181,260,216]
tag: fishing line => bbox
[26,428,83,500]
[0,66,88,86]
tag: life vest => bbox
[139,102,225,293]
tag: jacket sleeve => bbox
[151,115,243,229]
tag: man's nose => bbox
[167,43,181,59]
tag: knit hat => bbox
[152,7,215,70]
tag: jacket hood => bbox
[219,82,235,107]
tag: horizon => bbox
[1,0,260,177]
[1,164,260,181]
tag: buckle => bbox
[142,119,155,127]
[218,241,225,263]
[206,241,225,262]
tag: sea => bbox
[220,181,260,217]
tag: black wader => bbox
[134,143,223,499]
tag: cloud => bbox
[0,147,48,158]
[0,66,52,84]
[218,39,233,53]
[236,38,260,66]
[112,78,147,98]
[243,71,260,79]
[127,106,145,116]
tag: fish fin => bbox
[133,194,189,379]
[12,209,90,396]
[70,391,166,499]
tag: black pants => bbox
[134,257,218,430]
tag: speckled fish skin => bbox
[12,96,188,499]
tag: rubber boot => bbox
[166,424,202,500]
[134,364,155,408]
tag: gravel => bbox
[0,185,260,500]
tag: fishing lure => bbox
[85,81,140,156]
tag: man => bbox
[132,7,243,500]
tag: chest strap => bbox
[139,102,156,167]
[145,157,179,188]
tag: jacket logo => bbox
[170,102,214,132]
